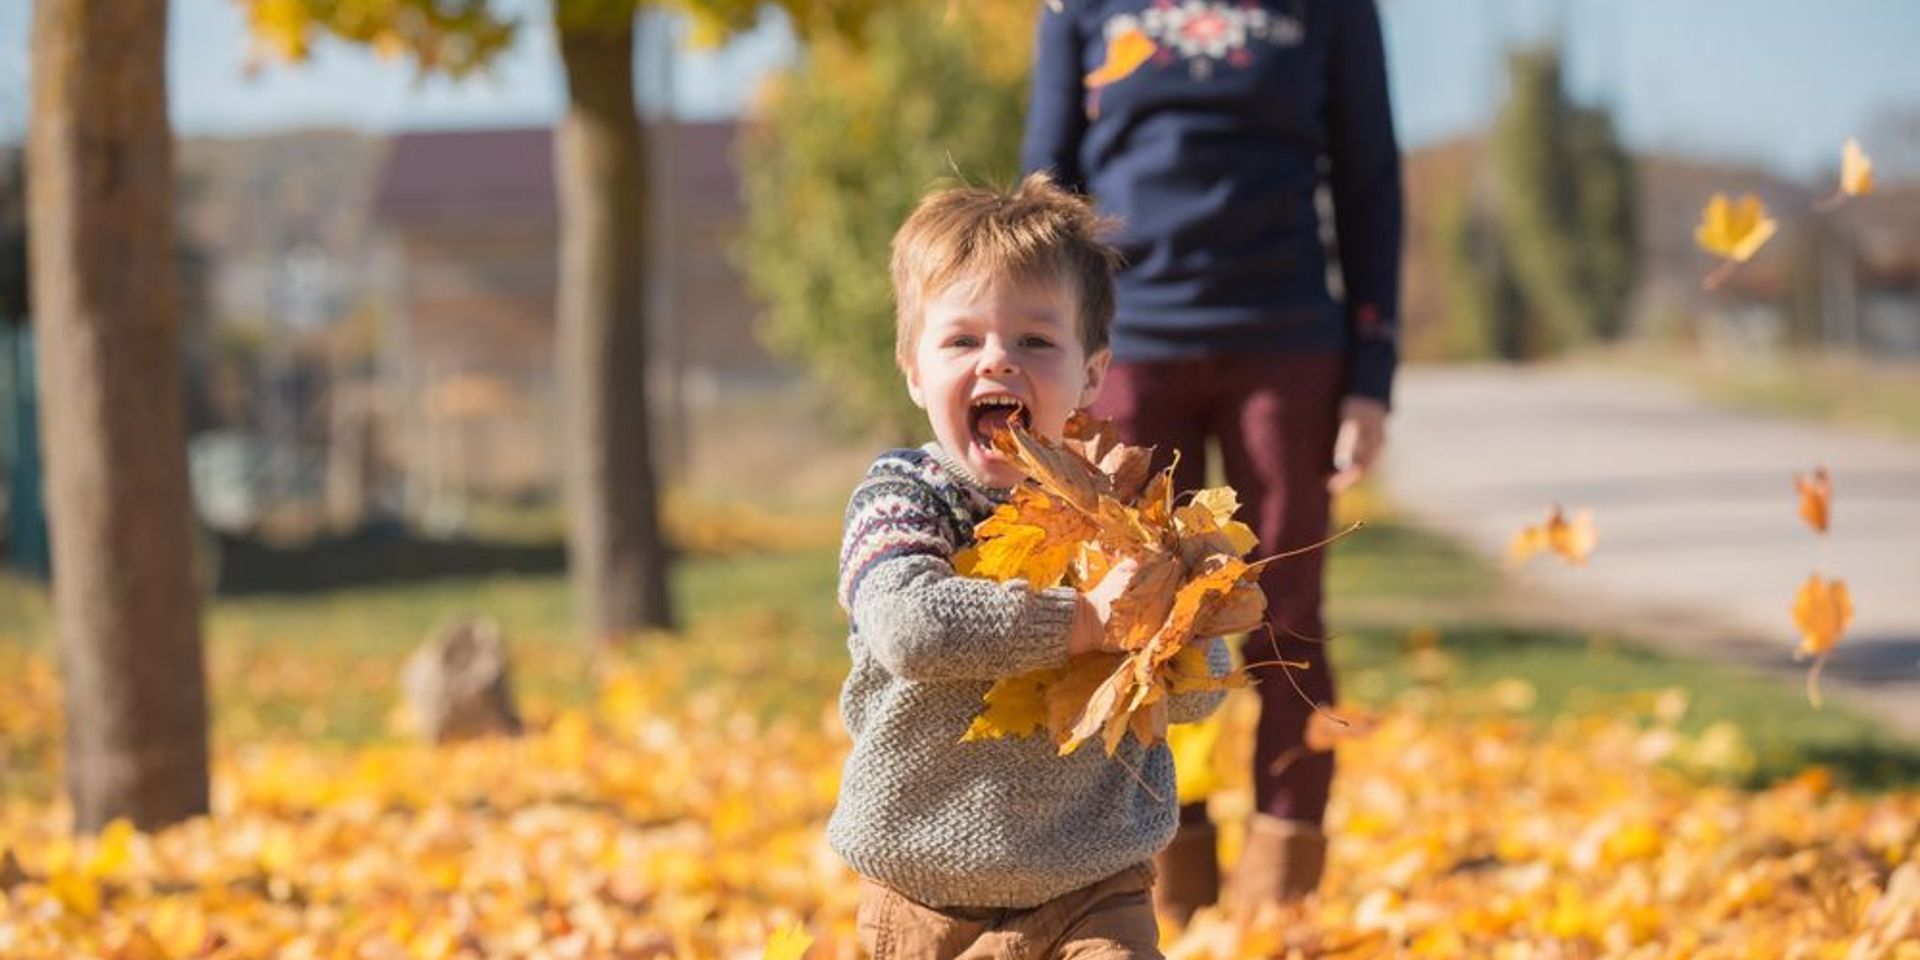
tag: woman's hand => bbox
[1328,396,1389,494]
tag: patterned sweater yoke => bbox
[827,444,1231,909]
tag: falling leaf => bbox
[763,923,814,960]
[1084,26,1157,89]
[1508,506,1596,566]
[1792,573,1853,709]
[1795,467,1831,534]
[1695,191,1782,289]
[1695,193,1778,263]
[1791,574,1852,660]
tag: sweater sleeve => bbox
[1325,0,1404,407]
[1166,636,1232,724]
[839,470,1079,682]
[1020,1,1089,193]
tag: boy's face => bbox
[905,273,1109,488]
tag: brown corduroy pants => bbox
[855,864,1161,960]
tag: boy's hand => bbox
[1328,396,1388,494]
[1069,557,1139,656]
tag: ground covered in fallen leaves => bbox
[2,526,1916,959]
[2,641,1914,959]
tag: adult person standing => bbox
[1022,0,1403,922]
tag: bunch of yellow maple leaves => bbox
[952,414,1264,756]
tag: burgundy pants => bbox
[1092,352,1343,826]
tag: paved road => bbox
[1377,365,1920,735]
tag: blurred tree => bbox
[29,0,211,831]
[1440,49,1638,360]
[241,0,877,642]
[1,153,24,328]
[738,1,1034,441]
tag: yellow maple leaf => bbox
[1174,490,1260,568]
[1164,640,1242,696]
[961,667,1062,742]
[1104,551,1184,651]
[1060,659,1136,755]
[1841,138,1875,198]
[1792,573,1853,709]
[1047,653,1124,747]
[997,428,1104,514]
[88,817,136,877]
[763,923,815,960]
[1795,466,1831,535]
[1791,574,1852,659]
[1149,555,1257,669]
[1695,192,1778,263]
[1085,26,1157,89]
[1191,487,1259,555]
[49,867,100,918]
[970,489,1099,589]
[146,897,209,960]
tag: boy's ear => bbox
[903,356,928,410]
[1078,347,1112,408]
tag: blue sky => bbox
[2,0,1917,181]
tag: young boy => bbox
[829,174,1231,960]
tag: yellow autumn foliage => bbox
[1,649,1914,958]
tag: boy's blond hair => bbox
[890,173,1121,369]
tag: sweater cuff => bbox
[1346,337,1397,409]
[1019,586,1081,672]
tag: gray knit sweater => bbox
[827,444,1230,909]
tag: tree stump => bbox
[402,618,524,744]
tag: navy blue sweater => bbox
[1021,0,1403,404]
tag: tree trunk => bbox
[28,0,209,832]
[554,15,675,641]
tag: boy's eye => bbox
[945,335,980,349]
[1020,335,1056,349]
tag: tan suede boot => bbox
[1152,821,1220,927]
[1228,814,1327,910]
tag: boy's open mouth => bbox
[968,395,1030,448]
